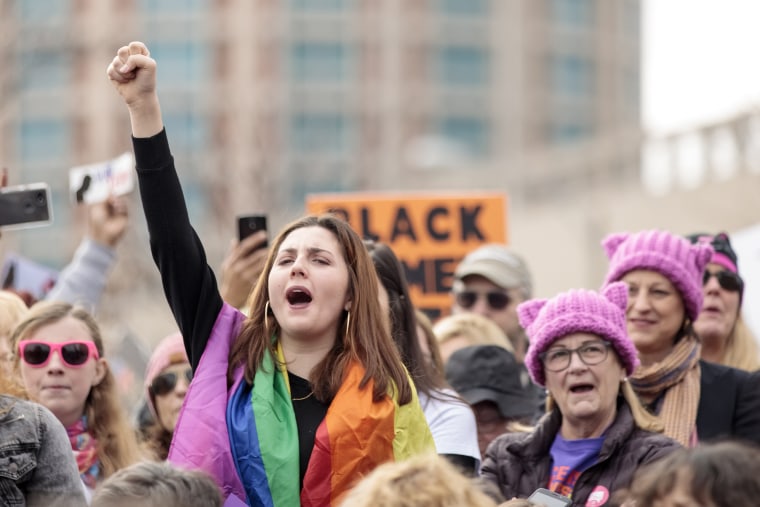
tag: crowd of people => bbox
[0,40,758,507]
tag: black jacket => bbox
[695,360,760,443]
[480,402,680,507]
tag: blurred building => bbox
[0,0,641,264]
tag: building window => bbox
[550,55,594,97]
[18,119,69,162]
[163,112,206,153]
[291,42,350,82]
[438,45,489,87]
[550,0,595,26]
[20,51,70,90]
[439,116,489,157]
[290,0,346,10]
[291,113,350,153]
[140,0,206,12]
[18,0,68,20]
[549,120,593,144]
[147,42,208,85]
[438,0,489,16]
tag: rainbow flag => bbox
[232,345,435,506]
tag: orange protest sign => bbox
[306,192,507,319]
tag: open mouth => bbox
[569,384,594,394]
[286,287,313,305]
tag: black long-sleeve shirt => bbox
[132,129,327,485]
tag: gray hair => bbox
[91,461,222,507]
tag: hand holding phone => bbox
[237,214,268,246]
[527,488,572,507]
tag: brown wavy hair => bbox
[229,214,412,405]
[10,301,141,479]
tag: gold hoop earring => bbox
[344,311,351,336]
[264,301,270,331]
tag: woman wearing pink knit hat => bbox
[602,229,760,448]
[141,332,191,460]
[481,283,679,506]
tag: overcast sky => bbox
[643,0,760,135]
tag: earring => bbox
[345,311,351,336]
[264,301,270,331]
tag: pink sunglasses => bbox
[18,340,100,368]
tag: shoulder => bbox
[699,360,750,383]
[627,428,681,459]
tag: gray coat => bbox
[480,401,680,507]
[0,395,87,507]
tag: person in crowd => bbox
[0,382,88,506]
[481,283,680,505]
[616,440,760,507]
[451,245,533,362]
[366,240,480,475]
[687,231,760,371]
[338,453,499,507]
[219,230,269,311]
[10,301,141,495]
[0,290,29,377]
[140,331,191,460]
[415,309,446,383]
[446,345,541,457]
[433,312,514,365]
[602,229,760,446]
[107,41,433,506]
[90,460,223,507]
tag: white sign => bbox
[69,152,135,204]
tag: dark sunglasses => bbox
[454,290,511,310]
[18,340,99,368]
[150,367,193,396]
[703,270,743,293]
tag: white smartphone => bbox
[0,183,53,230]
[527,487,572,507]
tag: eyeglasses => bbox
[703,270,743,293]
[540,342,611,372]
[149,367,193,396]
[18,340,100,368]
[454,290,511,310]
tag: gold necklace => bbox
[291,391,314,402]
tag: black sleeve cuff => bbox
[131,128,172,171]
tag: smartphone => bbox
[0,183,53,230]
[527,488,572,507]
[237,214,268,246]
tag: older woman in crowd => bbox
[140,332,191,460]
[481,283,679,505]
[603,229,760,446]
[687,231,759,371]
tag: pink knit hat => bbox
[602,229,713,322]
[144,332,188,417]
[519,282,639,387]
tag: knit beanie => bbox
[686,232,739,274]
[519,282,639,387]
[144,332,188,417]
[602,229,713,322]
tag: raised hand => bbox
[106,41,163,138]
[219,231,269,309]
[87,196,129,248]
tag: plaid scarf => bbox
[629,336,701,447]
[66,416,101,489]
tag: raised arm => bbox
[106,42,223,370]
[45,197,129,312]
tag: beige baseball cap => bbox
[454,244,533,297]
